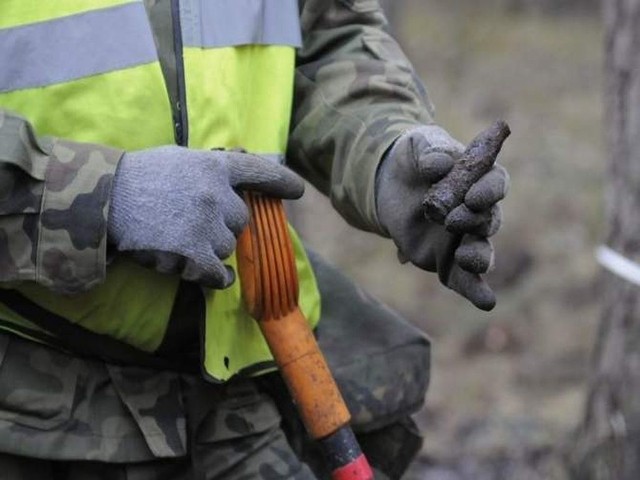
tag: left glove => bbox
[376,125,509,311]
[108,146,304,289]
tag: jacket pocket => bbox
[195,381,281,443]
[0,333,76,430]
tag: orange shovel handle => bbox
[235,192,373,480]
[236,192,350,439]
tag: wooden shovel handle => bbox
[236,192,351,440]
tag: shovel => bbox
[237,192,374,480]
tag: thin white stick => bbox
[596,245,640,287]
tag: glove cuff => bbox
[107,152,149,248]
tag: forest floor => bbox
[292,2,603,479]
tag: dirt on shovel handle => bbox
[423,120,511,224]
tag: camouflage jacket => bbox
[0,0,434,464]
[0,0,434,295]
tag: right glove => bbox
[108,146,304,289]
[376,125,509,311]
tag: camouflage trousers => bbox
[0,251,429,479]
[0,374,319,480]
[0,341,422,480]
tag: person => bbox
[0,0,509,478]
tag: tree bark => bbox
[570,0,640,478]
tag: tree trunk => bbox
[570,1,640,478]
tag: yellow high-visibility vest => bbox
[0,0,321,381]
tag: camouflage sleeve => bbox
[288,0,436,234]
[0,110,123,294]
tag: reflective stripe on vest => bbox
[180,0,318,381]
[0,3,159,93]
[0,0,133,29]
[179,0,302,48]
[0,0,179,355]
[0,1,175,149]
[0,0,321,382]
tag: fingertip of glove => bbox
[463,190,487,212]
[448,268,496,311]
[464,166,510,212]
[471,277,497,311]
[275,167,305,199]
[418,152,455,182]
[289,177,306,199]
[456,248,490,274]
[444,204,476,233]
[474,292,496,312]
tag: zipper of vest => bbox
[171,0,189,146]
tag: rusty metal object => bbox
[423,120,511,223]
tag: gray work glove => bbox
[376,125,509,311]
[108,146,304,289]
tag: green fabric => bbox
[0,111,124,294]
[0,1,321,378]
[0,1,179,354]
[290,0,435,234]
[183,44,321,381]
[0,0,439,298]
[16,262,179,353]
[203,228,321,381]
[0,252,428,475]
[0,333,188,462]
[0,0,435,471]
[0,64,175,151]
[183,46,297,154]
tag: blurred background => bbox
[292,0,603,478]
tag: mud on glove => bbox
[108,146,304,289]
[376,125,509,311]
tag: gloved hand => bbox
[108,146,304,288]
[376,125,509,311]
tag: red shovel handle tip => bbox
[332,454,374,480]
